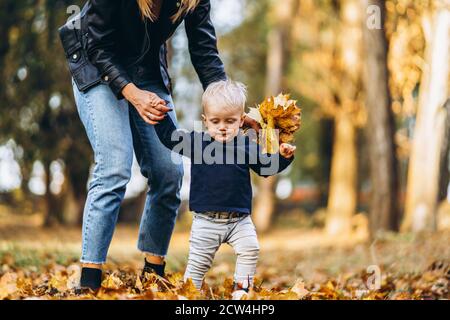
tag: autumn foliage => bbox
[247,93,302,154]
[1,259,448,300]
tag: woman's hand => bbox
[290,114,301,132]
[122,83,172,125]
[242,114,261,133]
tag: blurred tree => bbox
[317,118,334,207]
[221,0,335,228]
[0,2,26,102]
[402,0,450,232]
[287,0,366,235]
[361,0,400,236]
[384,0,427,217]
[320,0,365,236]
[0,0,91,225]
[252,0,299,233]
[1,1,37,200]
[438,99,450,203]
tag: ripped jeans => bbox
[72,77,183,264]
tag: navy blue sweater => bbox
[154,116,294,214]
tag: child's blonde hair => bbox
[202,80,247,113]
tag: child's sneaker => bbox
[231,289,248,300]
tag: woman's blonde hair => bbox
[137,0,200,23]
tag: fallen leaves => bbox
[101,272,123,290]
[0,250,448,300]
[290,279,309,299]
[0,272,18,299]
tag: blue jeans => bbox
[72,77,184,264]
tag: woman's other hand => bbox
[243,113,301,145]
[122,83,172,125]
[242,114,261,133]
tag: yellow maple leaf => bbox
[48,273,68,292]
[101,273,123,290]
[290,279,309,299]
[249,92,302,153]
[178,278,201,300]
[0,272,18,300]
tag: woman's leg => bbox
[128,82,184,263]
[72,81,133,266]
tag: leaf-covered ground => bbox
[0,224,448,300]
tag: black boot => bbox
[78,267,102,292]
[141,258,166,278]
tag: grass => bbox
[0,243,79,269]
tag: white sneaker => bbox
[231,290,248,300]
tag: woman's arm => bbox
[86,0,171,125]
[85,0,130,99]
[184,0,259,131]
[184,0,227,90]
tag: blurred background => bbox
[0,0,449,294]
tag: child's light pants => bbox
[184,212,260,290]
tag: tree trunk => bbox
[252,27,282,233]
[318,119,334,207]
[438,99,450,202]
[402,6,450,232]
[252,0,294,233]
[325,111,357,235]
[60,182,83,226]
[119,190,147,224]
[324,0,362,236]
[43,160,60,227]
[361,0,400,236]
[0,1,17,87]
[64,149,90,225]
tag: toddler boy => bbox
[154,80,296,298]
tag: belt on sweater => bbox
[199,211,246,219]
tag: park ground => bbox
[0,212,448,300]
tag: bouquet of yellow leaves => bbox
[247,93,302,154]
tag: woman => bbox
[61,0,259,290]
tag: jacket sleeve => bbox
[248,141,294,178]
[184,0,227,90]
[85,0,131,99]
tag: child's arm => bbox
[154,114,193,158]
[248,141,295,177]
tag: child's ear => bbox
[201,114,208,129]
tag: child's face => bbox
[202,104,245,143]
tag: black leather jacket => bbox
[59,0,227,99]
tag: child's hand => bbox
[280,143,296,159]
